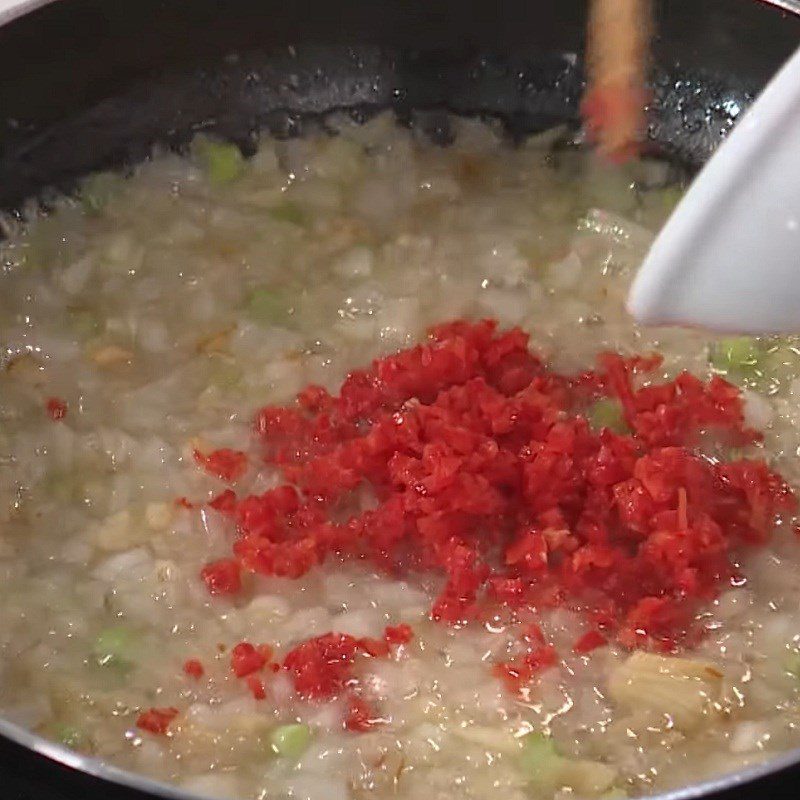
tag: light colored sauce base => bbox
[1,113,800,799]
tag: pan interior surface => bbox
[1,3,800,800]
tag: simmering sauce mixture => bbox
[2,114,800,800]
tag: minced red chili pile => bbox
[200,320,796,657]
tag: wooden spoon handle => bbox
[583,0,652,161]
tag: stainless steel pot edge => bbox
[0,0,798,797]
[763,0,800,14]
[3,698,800,800]
[0,0,56,25]
[0,715,218,800]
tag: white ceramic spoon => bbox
[628,44,800,334]
[0,0,56,24]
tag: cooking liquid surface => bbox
[2,114,800,799]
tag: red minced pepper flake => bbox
[209,489,237,514]
[230,642,267,677]
[359,636,390,658]
[283,633,362,699]
[45,397,68,421]
[384,623,414,646]
[494,660,541,695]
[573,630,607,655]
[523,623,546,645]
[197,319,797,689]
[136,707,179,735]
[200,558,242,595]
[175,496,194,509]
[344,695,380,732]
[527,644,558,671]
[283,623,414,700]
[245,674,266,700]
[494,645,559,694]
[256,644,273,662]
[492,661,529,694]
[297,384,334,413]
[183,659,204,679]
[193,448,248,483]
[505,529,548,571]
[488,577,526,603]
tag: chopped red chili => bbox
[200,558,242,595]
[283,633,362,700]
[344,695,380,732]
[256,643,274,662]
[46,397,67,421]
[573,630,607,655]
[194,448,248,483]
[279,625,414,709]
[230,642,267,677]
[359,636,390,658]
[522,623,546,645]
[198,320,795,679]
[209,489,238,514]
[384,623,414,646]
[136,707,178,735]
[494,644,559,694]
[245,674,266,700]
[182,659,204,679]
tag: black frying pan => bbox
[0,1,799,798]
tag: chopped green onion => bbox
[246,287,290,326]
[208,356,242,389]
[195,139,245,185]
[517,733,564,788]
[518,236,564,275]
[762,343,800,381]
[20,227,55,271]
[92,626,137,669]
[709,337,762,378]
[599,788,628,799]
[571,761,619,795]
[80,173,120,215]
[268,201,306,227]
[68,308,102,339]
[785,652,800,679]
[269,723,311,758]
[517,733,616,794]
[46,470,77,503]
[587,398,629,434]
[584,159,638,215]
[312,136,366,184]
[538,187,579,225]
[659,184,684,214]
[52,724,86,749]
[518,732,558,764]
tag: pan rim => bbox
[0,0,54,25]
[3,672,800,800]
[759,0,800,14]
